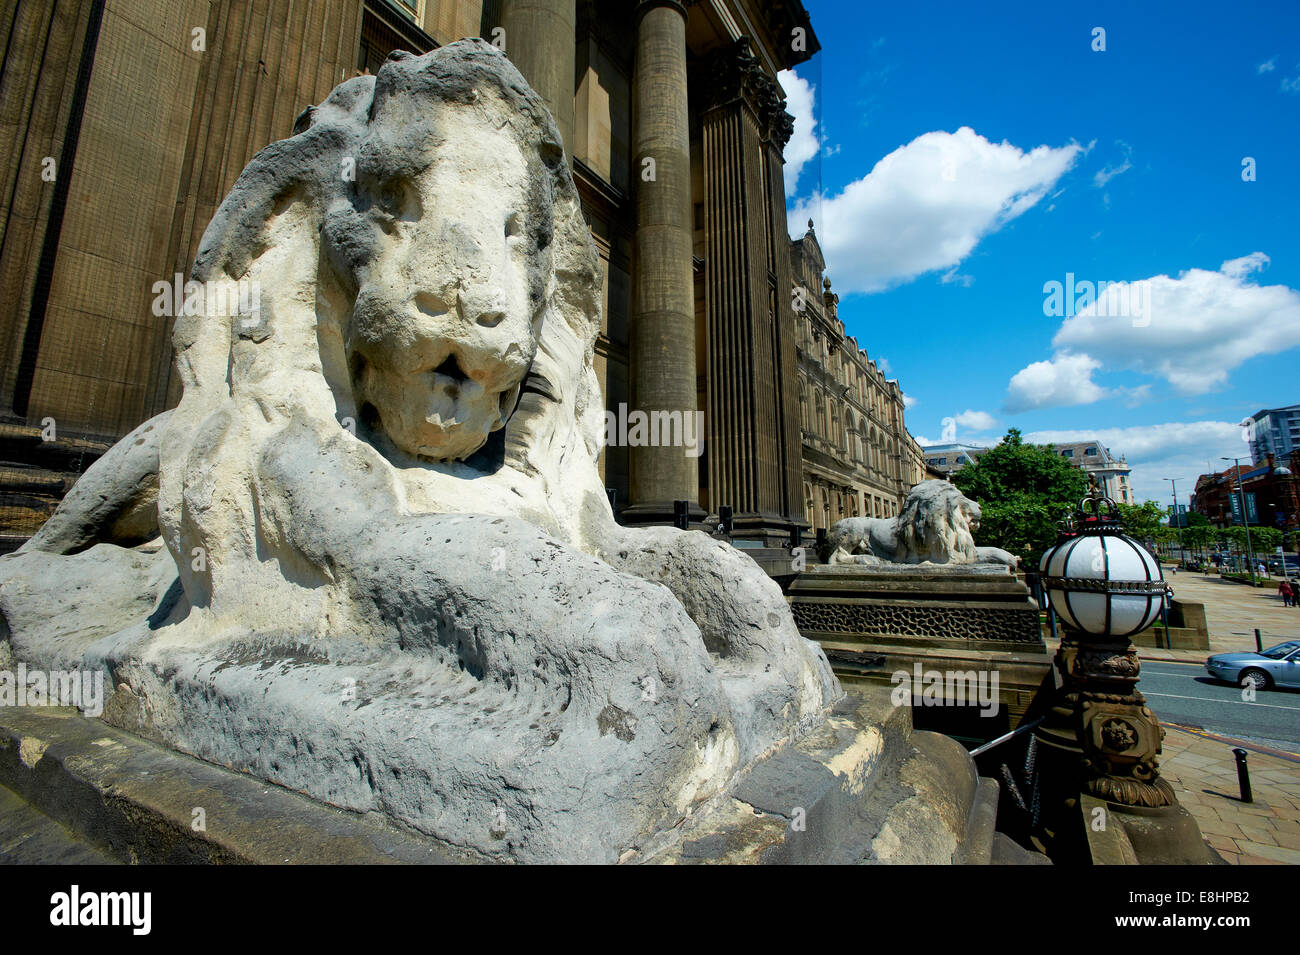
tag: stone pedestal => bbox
[1031,631,1218,863]
[787,564,1052,727]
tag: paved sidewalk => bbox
[1161,567,1300,654]
[1159,723,1300,865]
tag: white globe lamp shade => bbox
[1040,492,1170,638]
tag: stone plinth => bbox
[788,564,1052,726]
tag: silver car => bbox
[1205,640,1300,690]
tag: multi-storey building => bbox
[1192,454,1300,532]
[1247,405,1300,466]
[1049,440,1133,504]
[920,442,989,478]
[791,224,918,530]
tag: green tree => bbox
[1252,526,1283,556]
[1183,525,1213,563]
[1115,501,1165,542]
[951,428,1089,564]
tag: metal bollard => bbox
[1255,628,1263,653]
[1232,748,1253,803]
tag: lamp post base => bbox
[1028,633,1217,863]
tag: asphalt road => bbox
[1140,660,1300,747]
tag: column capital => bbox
[694,37,794,148]
[636,0,688,23]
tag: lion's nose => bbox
[459,286,507,328]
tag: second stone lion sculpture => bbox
[825,480,1017,568]
[0,41,838,863]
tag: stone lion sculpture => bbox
[0,41,837,863]
[825,480,1017,568]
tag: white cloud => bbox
[954,409,997,431]
[903,393,918,409]
[1004,353,1110,412]
[1051,253,1300,394]
[876,356,893,374]
[778,70,819,197]
[1258,57,1277,74]
[1092,142,1132,188]
[788,127,1082,294]
[1283,74,1300,94]
[1024,421,1248,502]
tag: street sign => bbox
[1230,494,1243,523]
[1246,492,1258,523]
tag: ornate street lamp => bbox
[1033,486,1214,862]
[1038,488,1172,805]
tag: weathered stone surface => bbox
[0,40,841,863]
[21,412,170,555]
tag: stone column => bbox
[500,0,576,158]
[624,0,701,524]
[696,36,803,542]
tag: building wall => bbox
[0,0,364,440]
[1,0,861,541]
[790,225,918,530]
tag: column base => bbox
[729,512,808,548]
[619,501,708,531]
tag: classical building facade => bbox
[1049,440,1133,504]
[790,224,920,530]
[1,0,923,546]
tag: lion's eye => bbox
[362,175,418,226]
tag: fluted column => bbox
[624,0,700,523]
[501,0,575,158]
[696,37,803,541]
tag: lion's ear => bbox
[223,189,341,424]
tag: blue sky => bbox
[780,0,1300,503]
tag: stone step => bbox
[0,707,467,864]
[635,687,999,864]
[0,782,119,864]
[0,692,1002,865]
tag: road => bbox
[1140,660,1300,748]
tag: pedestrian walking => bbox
[1278,579,1294,608]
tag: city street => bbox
[1140,660,1300,748]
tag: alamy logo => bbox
[0,664,104,717]
[49,886,151,935]
[151,273,262,323]
[603,403,704,458]
[1042,273,1153,327]
[890,664,1000,717]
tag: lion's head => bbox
[895,480,981,564]
[159,41,612,610]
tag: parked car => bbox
[1205,640,1300,690]
[1267,555,1300,574]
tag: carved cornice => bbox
[694,36,795,148]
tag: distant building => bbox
[1192,454,1300,532]
[1049,440,1133,504]
[1247,405,1300,466]
[919,435,1134,503]
[792,224,922,530]
[920,443,989,478]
